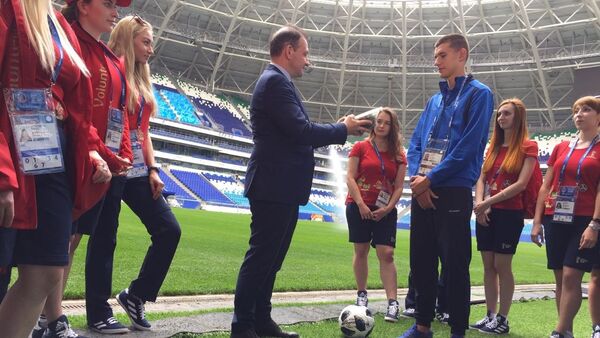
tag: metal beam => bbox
[515,0,555,128]
[209,0,246,92]
[335,0,354,118]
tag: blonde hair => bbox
[21,0,89,78]
[108,16,157,116]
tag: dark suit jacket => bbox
[244,64,347,205]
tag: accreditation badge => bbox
[105,108,124,154]
[552,186,578,224]
[126,132,148,179]
[418,138,449,175]
[3,88,64,175]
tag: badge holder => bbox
[127,132,148,179]
[552,186,578,224]
[375,179,392,208]
[418,138,449,175]
[105,108,124,154]
[3,88,64,175]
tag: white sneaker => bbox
[355,290,368,307]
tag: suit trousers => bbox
[410,187,472,336]
[231,199,299,332]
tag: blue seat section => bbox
[154,87,177,121]
[309,189,338,213]
[223,192,250,208]
[170,169,235,206]
[191,97,252,137]
[299,202,325,214]
[159,171,200,209]
[160,89,201,126]
[152,84,212,127]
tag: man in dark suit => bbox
[230,25,371,338]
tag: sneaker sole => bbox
[89,327,129,334]
[400,314,415,319]
[478,328,509,335]
[384,316,399,323]
[116,295,152,331]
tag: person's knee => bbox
[376,247,394,264]
[591,269,600,287]
[19,267,62,296]
[562,268,584,288]
[493,257,513,276]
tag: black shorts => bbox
[346,203,397,248]
[0,227,16,268]
[476,208,524,255]
[12,170,73,267]
[544,215,596,272]
[73,196,106,235]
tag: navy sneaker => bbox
[88,316,129,334]
[43,315,88,338]
[384,300,400,322]
[355,290,368,307]
[470,315,493,330]
[401,307,416,318]
[116,288,151,331]
[398,324,433,338]
[592,324,600,338]
[31,314,47,338]
[479,315,510,334]
[435,311,449,324]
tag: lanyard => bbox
[47,17,64,85]
[136,95,146,130]
[371,141,386,179]
[100,45,126,110]
[558,135,599,186]
[427,74,472,143]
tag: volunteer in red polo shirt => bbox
[470,98,538,334]
[532,96,600,338]
[345,107,407,323]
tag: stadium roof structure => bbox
[126,0,600,135]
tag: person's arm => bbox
[474,170,490,226]
[143,134,164,200]
[579,180,600,249]
[475,157,536,210]
[425,88,494,186]
[265,75,349,147]
[407,103,429,177]
[373,163,407,221]
[531,166,554,247]
[346,154,373,220]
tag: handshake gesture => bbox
[338,114,372,136]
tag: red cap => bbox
[66,0,132,7]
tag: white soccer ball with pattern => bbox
[338,304,375,337]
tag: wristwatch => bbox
[148,165,160,175]
[589,219,600,231]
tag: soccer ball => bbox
[338,304,375,337]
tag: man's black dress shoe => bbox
[255,319,300,338]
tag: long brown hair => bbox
[368,107,404,162]
[482,98,529,174]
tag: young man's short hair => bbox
[435,34,470,60]
[269,25,307,57]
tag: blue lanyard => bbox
[371,141,386,178]
[558,135,599,185]
[137,95,146,130]
[427,74,472,143]
[101,45,126,110]
[47,17,64,85]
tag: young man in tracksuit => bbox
[399,34,494,338]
